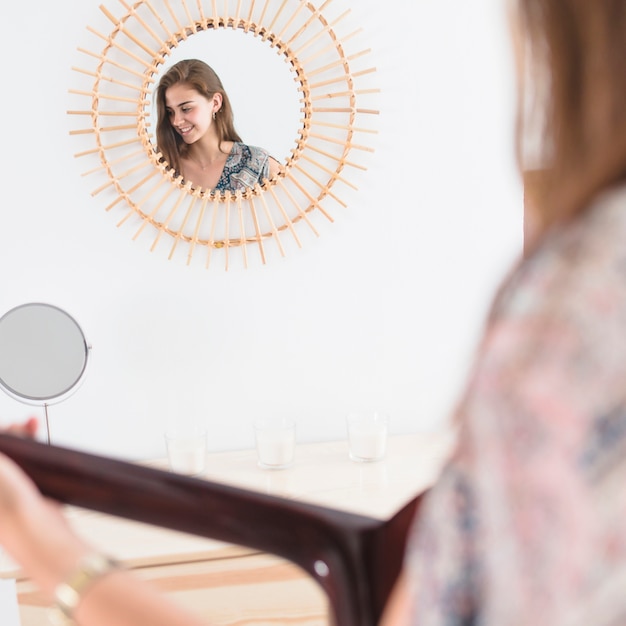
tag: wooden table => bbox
[0,430,454,626]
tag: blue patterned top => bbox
[215,142,272,192]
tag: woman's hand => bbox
[0,419,92,598]
[4,416,38,438]
[0,419,209,626]
[0,418,42,517]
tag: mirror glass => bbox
[145,28,303,170]
[0,303,90,404]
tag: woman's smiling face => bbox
[164,83,218,144]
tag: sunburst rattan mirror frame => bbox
[69,0,379,269]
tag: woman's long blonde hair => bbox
[515,0,626,235]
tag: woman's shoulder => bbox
[229,142,271,171]
[544,185,626,264]
[219,142,273,190]
[232,142,270,160]
[498,183,626,312]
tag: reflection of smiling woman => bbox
[155,59,281,192]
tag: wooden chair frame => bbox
[0,434,422,626]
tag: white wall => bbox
[0,0,522,460]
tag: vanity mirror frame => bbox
[69,0,379,269]
[0,303,91,444]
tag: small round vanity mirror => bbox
[0,303,91,443]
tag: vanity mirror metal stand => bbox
[68,0,379,269]
[0,303,91,444]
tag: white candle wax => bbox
[166,435,206,475]
[348,423,387,461]
[255,424,295,468]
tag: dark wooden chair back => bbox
[0,434,424,626]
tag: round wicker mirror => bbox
[69,0,378,269]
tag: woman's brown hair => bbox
[515,0,626,236]
[155,59,242,176]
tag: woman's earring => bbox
[212,111,216,121]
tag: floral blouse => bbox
[215,142,272,192]
[405,185,626,626]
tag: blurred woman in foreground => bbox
[2,2,626,625]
